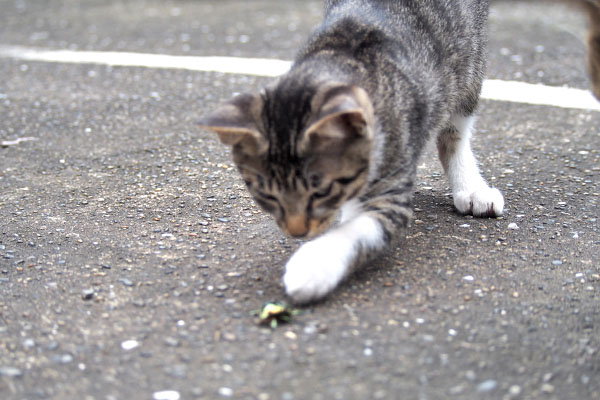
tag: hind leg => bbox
[437,115,504,217]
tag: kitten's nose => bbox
[285,215,309,238]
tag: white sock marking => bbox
[284,214,383,303]
[447,116,504,216]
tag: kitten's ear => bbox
[300,86,374,153]
[197,93,268,155]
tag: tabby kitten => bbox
[198,0,504,303]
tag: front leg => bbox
[283,183,413,304]
[283,213,384,304]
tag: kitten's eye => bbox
[261,192,278,202]
[334,167,367,185]
[312,182,333,199]
[254,191,282,214]
[255,197,277,213]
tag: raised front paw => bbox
[454,188,504,217]
[283,237,350,304]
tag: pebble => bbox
[0,366,23,377]
[303,322,325,335]
[152,390,180,400]
[463,275,474,282]
[218,387,234,397]
[119,278,134,287]
[476,379,498,393]
[222,364,233,373]
[465,370,477,381]
[121,340,140,351]
[551,260,563,266]
[46,341,59,351]
[164,364,187,379]
[541,383,554,393]
[508,223,519,230]
[509,385,522,396]
[51,354,73,364]
[132,300,146,307]
[284,331,297,340]
[81,288,95,300]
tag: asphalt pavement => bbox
[0,1,598,399]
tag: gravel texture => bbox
[0,1,598,399]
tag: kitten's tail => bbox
[582,0,600,99]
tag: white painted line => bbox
[481,79,600,112]
[0,45,291,77]
[1,45,599,111]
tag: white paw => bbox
[454,187,504,217]
[283,236,351,304]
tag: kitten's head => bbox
[198,82,374,238]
